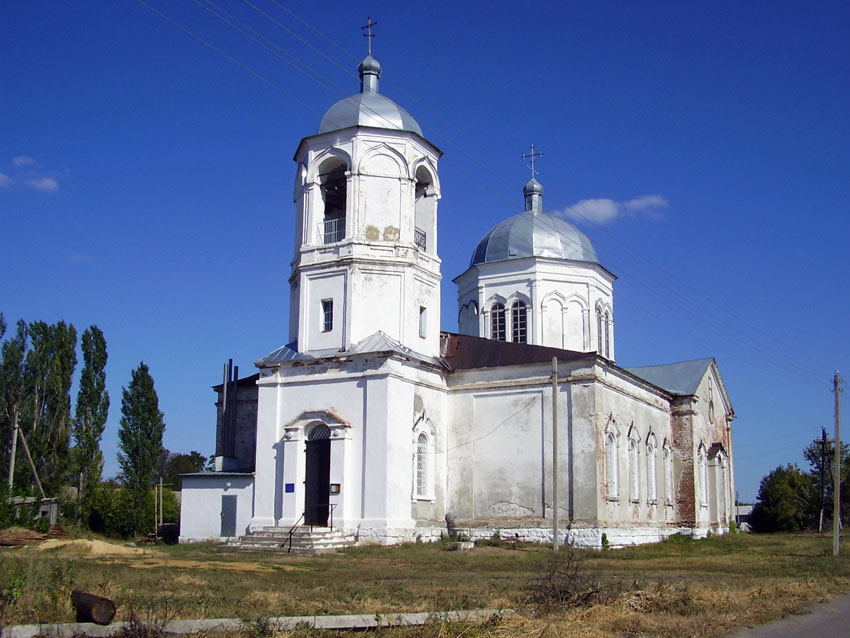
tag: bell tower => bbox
[289,48,442,357]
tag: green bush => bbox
[86,482,179,538]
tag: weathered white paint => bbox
[179,474,254,542]
[180,56,736,548]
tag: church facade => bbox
[179,52,735,548]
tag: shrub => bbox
[524,547,611,610]
[86,482,179,538]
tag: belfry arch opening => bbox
[319,159,347,244]
[414,166,436,253]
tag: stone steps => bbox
[227,526,356,554]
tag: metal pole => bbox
[834,371,841,556]
[7,411,18,491]
[159,476,163,528]
[552,357,559,554]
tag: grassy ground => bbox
[1,532,849,637]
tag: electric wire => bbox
[246,3,836,383]
[134,0,322,117]
[136,0,841,393]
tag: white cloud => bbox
[12,156,37,167]
[69,254,93,263]
[25,177,59,192]
[0,173,12,189]
[558,194,669,225]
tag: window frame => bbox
[490,303,506,341]
[321,299,333,332]
[511,300,527,343]
[606,432,619,501]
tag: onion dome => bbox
[470,181,599,266]
[318,55,422,136]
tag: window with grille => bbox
[511,301,527,343]
[308,424,331,440]
[491,303,506,341]
[663,446,673,503]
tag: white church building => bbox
[180,50,735,549]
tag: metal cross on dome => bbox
[362,17,378,56]
[522,144,544,179]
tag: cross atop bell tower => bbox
[361,17,377,55]
[522,144,544,179]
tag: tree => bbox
[0,319,28,486]
[72,325,109,515]
[117,362,165,535]
[750,464,814,533]
[1,319,77,494]
[20,321,77,494]
[157,449,209,491]
[803,433,850,528]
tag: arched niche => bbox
[414,164,438,254]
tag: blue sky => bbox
[2,1,848,502]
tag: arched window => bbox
[320,160,347,244]
[698,446,708,507]
[603,311,611,358]
[629,438,640,502]
[308,424,331,440]
[596,307,603,353]
[414,166,436,253]
[415,432,431,498]
[606,432,618,499]
[663,446,673,503]
[647,439,657,503]
[511,301,527,343]
[491,303,506,341]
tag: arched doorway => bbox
[305,424,331,526]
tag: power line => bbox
[136,1,839,387]
[134,0,322,117]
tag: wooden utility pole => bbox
[834,371,842,556]
[552,357,559,554]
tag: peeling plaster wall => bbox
[591,368,677,529]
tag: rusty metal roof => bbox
[440,332,592,371]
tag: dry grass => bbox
[1,532,848,637]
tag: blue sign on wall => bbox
[285,483,295,493]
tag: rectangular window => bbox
[419,306,427,338]
[321,299,333,332]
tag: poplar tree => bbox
[21,321,77,493]
[0,318,28,484]
[72,325,109,513]
[117,362,165,534]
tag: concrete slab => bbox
[2,608,514,637]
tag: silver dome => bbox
[470,210,599,267]
[318,92,422,135]
[317,55,423,136]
